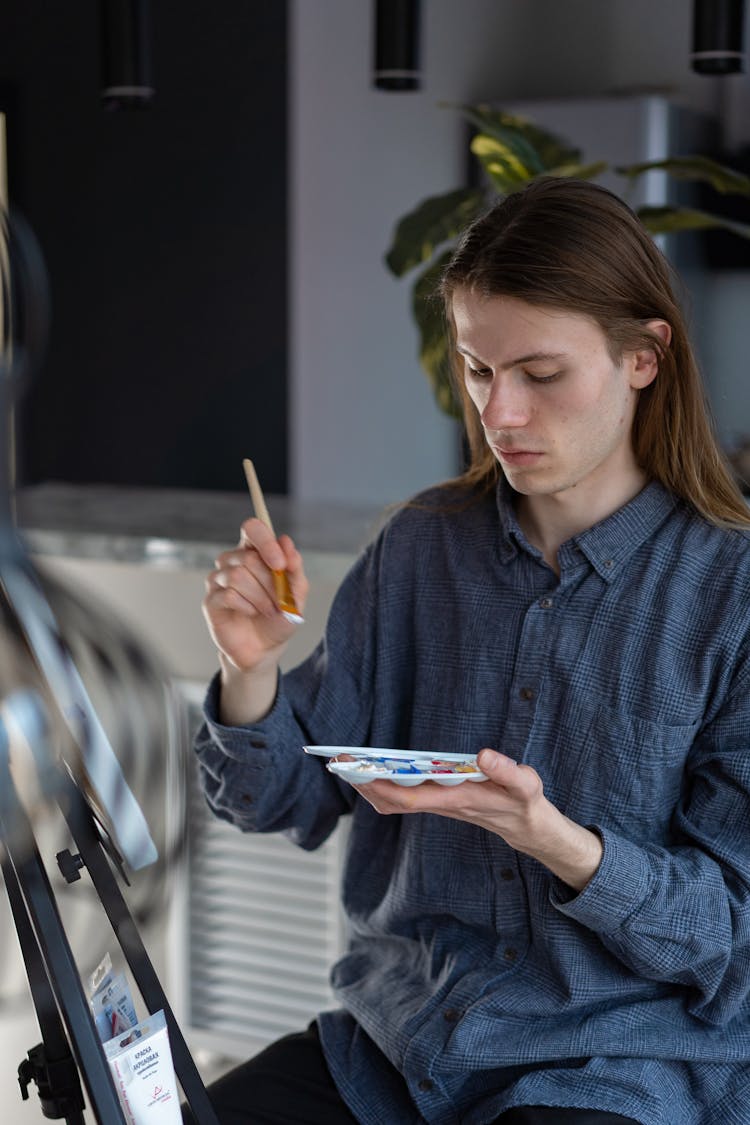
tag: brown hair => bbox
[439,177,750,528]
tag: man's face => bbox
[452,289,645,502]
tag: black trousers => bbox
[181,1024,639,1125]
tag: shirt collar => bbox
[495,479,678,581]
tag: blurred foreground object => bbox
[0,203,183,898]
[0,206,217,1122]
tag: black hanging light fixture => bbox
[373,0,421,91]
[99,0,155,109]
[691,0,746,73]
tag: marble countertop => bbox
[14,483,387,569]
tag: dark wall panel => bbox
[0,0,288,493]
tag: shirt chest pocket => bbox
[557,702,700,838]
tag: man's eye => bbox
[526,370,561,384]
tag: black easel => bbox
[0,696,220,1123]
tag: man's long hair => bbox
[439,177,750,528]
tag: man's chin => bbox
[500,467,553,495]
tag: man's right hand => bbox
[202,517,309,725]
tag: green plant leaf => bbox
[618,155,750,196]
[411,250,461,418]
[466,120,545,177]
[446,102,580,171]
[384,187,486,278]
[638,205,750,239]
[470,147,608,194]
[540,160,609,182]
[470,134,537,192]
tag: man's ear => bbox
[629,319,672,390]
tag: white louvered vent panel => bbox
[169,703,348,1060]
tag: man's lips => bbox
[492,445,544,464]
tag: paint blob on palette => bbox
[303,746,488,787]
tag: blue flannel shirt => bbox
[196,480,750,1124]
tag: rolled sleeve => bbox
[550,826,653,933]
[194,670,353,848]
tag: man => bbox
[191,179,750,1124]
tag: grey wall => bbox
[290,0,750,505]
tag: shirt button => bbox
[499,867,515,881]
[519,687,535,701]
[241,794,253,805]
[442,1008,460,1022]
[539,597,553,609]
[603,559,614,569]
[503,946,519,962]
[250,738,266,749]
[417,1078,434,1092]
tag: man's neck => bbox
[515,468,648,574]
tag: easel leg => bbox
[61,769,219,1123]
[2,849,87,1123]
[0,818,127,1121]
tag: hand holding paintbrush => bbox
[201,460,307,725]
[242,459,304,625]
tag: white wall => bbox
[290,0,750,504]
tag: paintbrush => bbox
[242,458,304,625]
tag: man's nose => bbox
[481,376,531,430]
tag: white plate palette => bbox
[303,746,488,787]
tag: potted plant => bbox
[384,103,750,418]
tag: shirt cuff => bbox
[549,825,653,934]
[201,669,284,763]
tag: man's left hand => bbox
[350,748,603,893]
